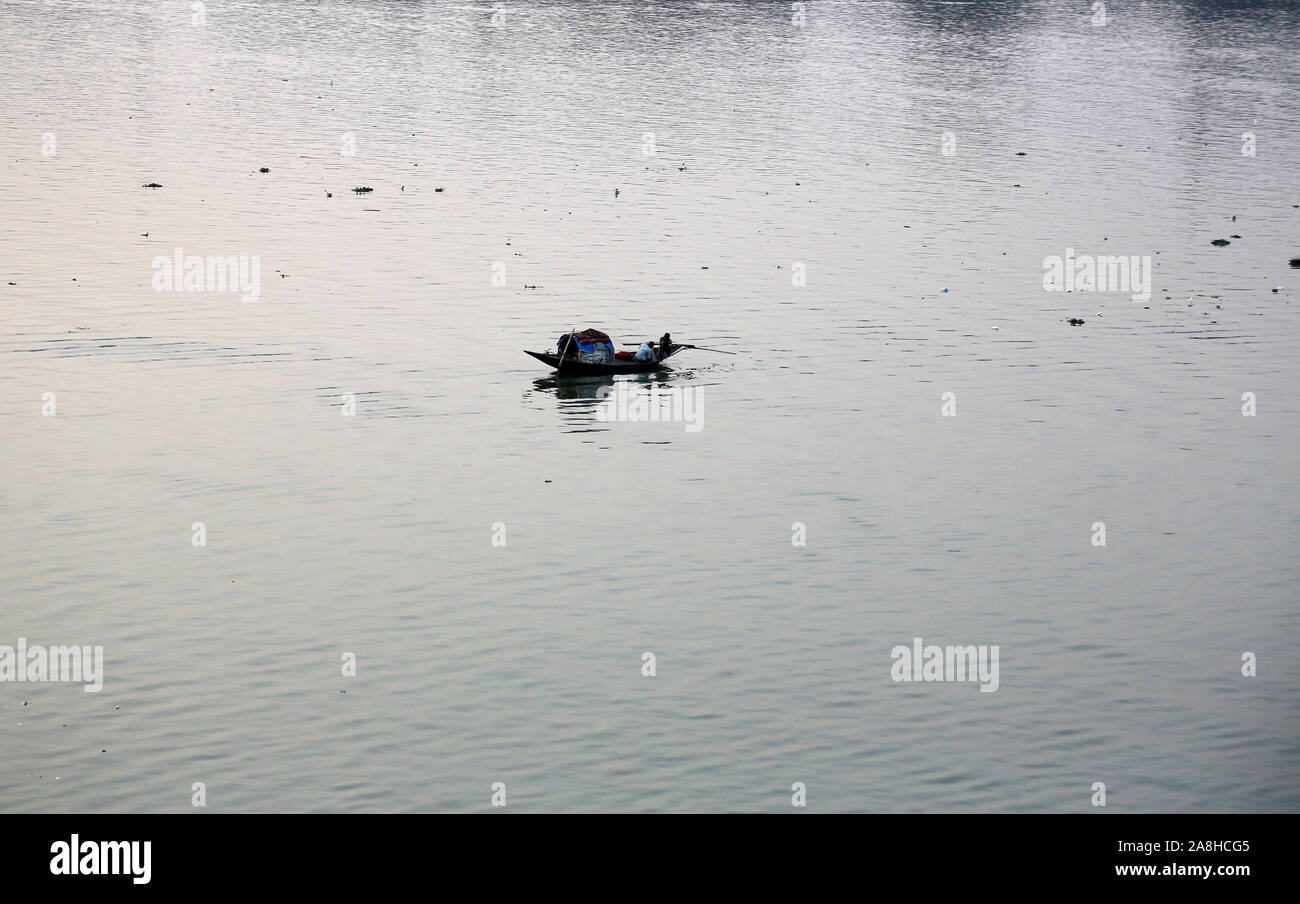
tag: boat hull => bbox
[524,348,680,375]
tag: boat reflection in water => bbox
[528,370,693,436]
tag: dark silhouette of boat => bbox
[523,345,685,376]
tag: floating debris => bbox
[1211,239,1230,246]
[352,186,373,193]
[1067,318,1085,325]
[142,182,162,188]
[259,167,270,173]
[1230,234,1241,238]
[1289,258,1300,268]
[434,187,445,192]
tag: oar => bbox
[556,325,577,374]
[620,342,737,355]
[677,343,737,355]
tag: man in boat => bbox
[658,332,674,360]
[635,340,656,361]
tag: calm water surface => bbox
[2,0,1298,812]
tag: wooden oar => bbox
[621,342,737,355]
[556,326,577,374]
[677,343,737,355]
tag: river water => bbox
[2,0,1298,812]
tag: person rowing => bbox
[658,332,674,359]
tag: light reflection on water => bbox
[1,0,1298,812]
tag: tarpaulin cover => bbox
[556,329,615,364]
[556,329,613,352]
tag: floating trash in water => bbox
[1068,318,1085,325]
[259,167,269,173]
[142,182,162,188]
[352,186,373,193]
[1211,239,1230,246]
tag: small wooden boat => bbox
[524,345,685,376]
[526,328,689,375]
